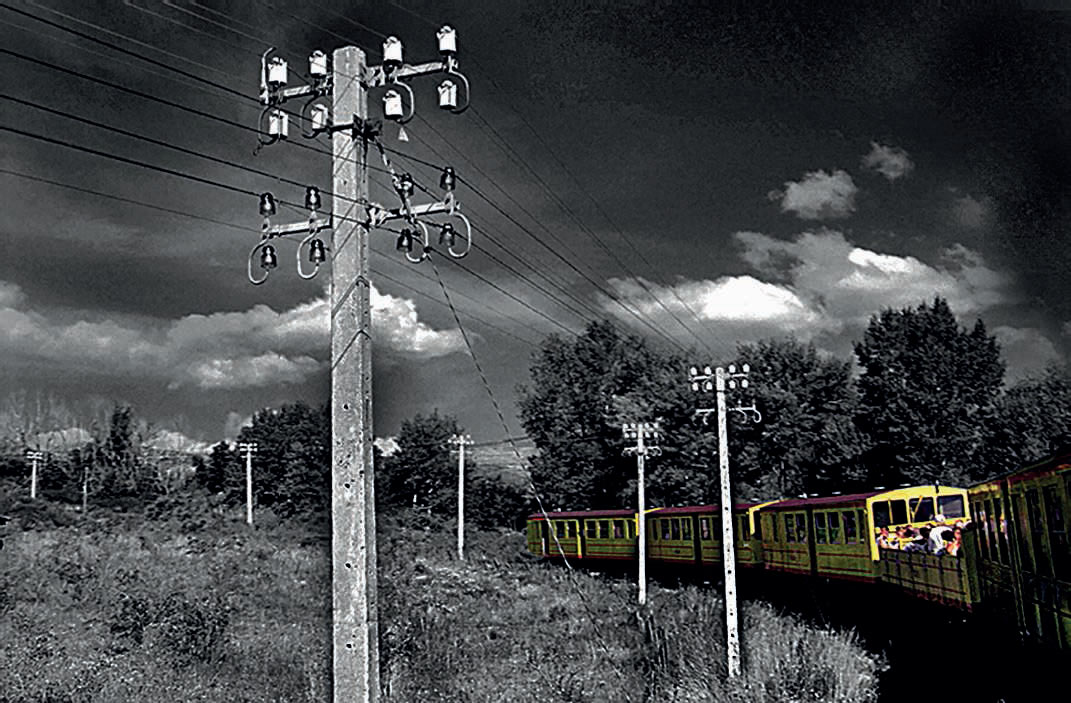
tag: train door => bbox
[540,521,549,556]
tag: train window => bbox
[1043,487,1068,579]
[785,514,796,542]
[628,520,636,539]
[662,519,672,541]
[874,502,891,528]
[753,515,762,540]
[599,520,610,539]
[700,517,711,540]
[556,522,566,538]
[828,512,841,544]
[979,502,993,560]
[909,497,935,522]
[770,515,778,542]
[648,519,658,541]
[737,516,750,541]
[796,514,808,542]
[843,511,857,543]
[937,495,966,519]
[671,519,681,541]
[587,521,598,539]
[682,519,692,540]
[1027,490,1048,575]
[995,497,1009,563]
[613,520,624,539]
[814,513,827,544]
[567,522,577,538]
[890,500,907,525]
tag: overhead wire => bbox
[0,165,542,347]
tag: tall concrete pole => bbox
[716,367,741,678]
[331,46,379,703]
[636,428,647,606]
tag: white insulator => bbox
[438,79,458,110]
[269,109,289,138]
[309,50,328,78]
[267,57,288,87]
[437,25,457,55]
[383,90,404,120]
[383,36,403,67]
[310,104,330,131]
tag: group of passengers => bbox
[876,523,964,557]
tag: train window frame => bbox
[890,500,908,525]
[814,512,828,544]
[828,511,841,544]
[738,515,750,541]
[795,514,808,542]
[874,501,892,528]
[785,514,796,543]
[700,517,711,541]
[613,520,624,539]
[662,519,672,541]
[995,497,1009,564]
[586,521,597,539]
[682,519,692,540]
[909,496,936,523]
[937,495,966,519]
[1043,486,1068,580]
[843,511,857,543]
[648,519,658,541]
[567,521,577,539]
[671,519,681,541]
[599,520,610,539]
[556,521,566,538]
[628,520,636,540]
[753,514,763,540]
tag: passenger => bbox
[946,527,964,557]
[877,527,895,549]
[930,527,953,555]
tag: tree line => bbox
[518,297,1071,511]
[2,296,1068,528]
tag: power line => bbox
[0,165,542,347]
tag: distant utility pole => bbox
[623,422,662,606]
[248,28,471,703]
[238,442,258,526]
[688,364,760,679]
[25,449,43,500]
[449,433,474,560]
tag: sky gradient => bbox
[2,0,1069,449]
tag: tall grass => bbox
[0,506,882,701]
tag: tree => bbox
[729,338,867,499]
[232,402,331,517]
[378,410,461,515]
[854,297,1004,486]
[517,320,703,511]
[980,365,1071,479]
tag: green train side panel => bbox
[878,539,979,610]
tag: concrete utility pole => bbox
[25,449,43,500]
[450,433,474,560]
[623,422,662,606]
[238,442,258,526]
[249,30,471,703]
[689,364,760,678]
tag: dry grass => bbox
[0,507,882,702]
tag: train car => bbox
[758,485,970,584]
[970,452,1071,649]
[644,502,776,568]
[525,509,636,561]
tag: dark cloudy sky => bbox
[1,0,1069,448]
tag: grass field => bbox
[0,500,883,702]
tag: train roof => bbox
[970,451,1071,488]
[527,502,764,520]
[760,491,884,511]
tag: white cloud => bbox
[0,280,463,390]
[600,230,1015,348]
[374,436,400,456]
[773,169,858,220]
[994,326,1062,382]
[861,141,915,180]
[223,411,253,441]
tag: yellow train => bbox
[526,452,1071,649]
